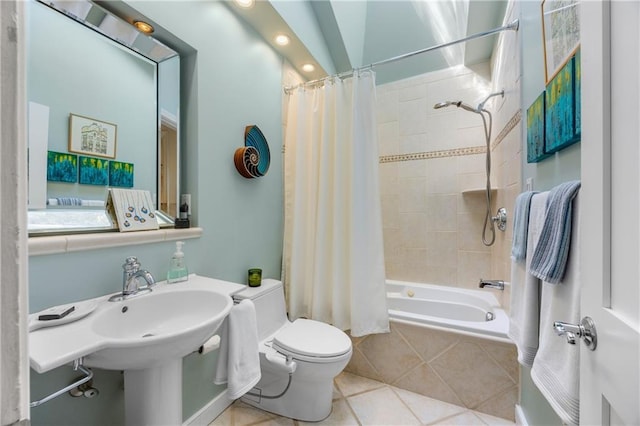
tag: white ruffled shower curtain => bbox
[283,70,389,337]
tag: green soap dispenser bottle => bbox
[167,241,189,283]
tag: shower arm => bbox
[477,90,505,113]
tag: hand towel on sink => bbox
[214,299,261,399]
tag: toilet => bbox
[233,279,352,422]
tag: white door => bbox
[581,1,640,424]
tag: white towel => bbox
[508,192,548,367]
[531,195,581,425]
[214,299,261,400]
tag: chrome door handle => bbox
[553,316,597,351]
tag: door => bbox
[581,1,640,424]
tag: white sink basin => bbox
[85,288,231,370]
[29,275,245,426]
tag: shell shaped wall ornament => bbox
[234,125,270,178]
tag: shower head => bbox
[433,101,456,109]
[433,100,477,113]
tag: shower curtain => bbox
[283,70,389,337]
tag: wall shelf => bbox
[29,227,203,256]
[461,188,498,196]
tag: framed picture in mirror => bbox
[69,113,117,159]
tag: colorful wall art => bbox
[109,161,134,188]
[234,125,270,178]
[79,156,109,185]
[47,151,77,183]
[527,92,551,163]
[545,56,579,153]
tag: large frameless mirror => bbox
[26,0,180,235]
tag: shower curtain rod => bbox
[284,19,519,93]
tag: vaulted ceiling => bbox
[228,0,508,84]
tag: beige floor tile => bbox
[429,411,486,425]
[225,400,277,425]
[209,407,232,425]
[348,386,420,425]
[335,371,385,397]
[299,399,359,426]
[475,411,516,425]
[253,416,295,426]
[392,387,466,424]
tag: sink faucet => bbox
[109,257,155,302]
[478,279,505,290]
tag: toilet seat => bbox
[272,319,352,363]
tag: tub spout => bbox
[479,279,504,290]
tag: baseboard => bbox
[515,404,529,426]
[183,390,232,426]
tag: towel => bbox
[508,192,547,367]
[511,191,538,261]
[47,198,105,207]
[531,195,581,425]
[530,181,581,283]
[214,299,261,400]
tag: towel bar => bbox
[30,358,93,407]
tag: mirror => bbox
[26,0,180,235]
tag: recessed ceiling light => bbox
[235,0,254,8]
[302,64,315,73]
[275,34,290,46]
[133,20,154,34]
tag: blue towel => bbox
[530,181,581,283]
[55,197,82,206]
[511,191,538,262]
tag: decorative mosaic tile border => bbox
[379,110,522,164]
[491,109,522,151]
[379,146,485,163]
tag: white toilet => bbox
[233,279,352,422]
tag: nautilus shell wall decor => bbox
[234,125,271,178]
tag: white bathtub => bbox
[386,279,510,343]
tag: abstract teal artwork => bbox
[527,92,550,163]
[109,161,134,188]
[545,56,579,154]
[79,156,109,185]
[574,50,581,138]
[47,151,77,183]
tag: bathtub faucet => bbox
[478,279,504,290]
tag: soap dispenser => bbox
[167,241,189,283]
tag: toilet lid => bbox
[273,319,352,358]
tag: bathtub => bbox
[345,280,517,421]
[386,279,510,343]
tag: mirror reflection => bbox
[26,0,180,235]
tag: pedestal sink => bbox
[28,275,244,426]
[85,288,231,425]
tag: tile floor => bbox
[210,372,516,426]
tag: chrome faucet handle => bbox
[123,256,141,273]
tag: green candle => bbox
[248,268,262,287]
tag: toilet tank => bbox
[233,279,289,341]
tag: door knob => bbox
[553,316,597,351]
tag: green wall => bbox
[28,1,284,424]
[521,0,581,192]
[517,1,576,424]
[27,1,157,201]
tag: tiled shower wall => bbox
[377,64,495,289]
[377,32,522,308]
